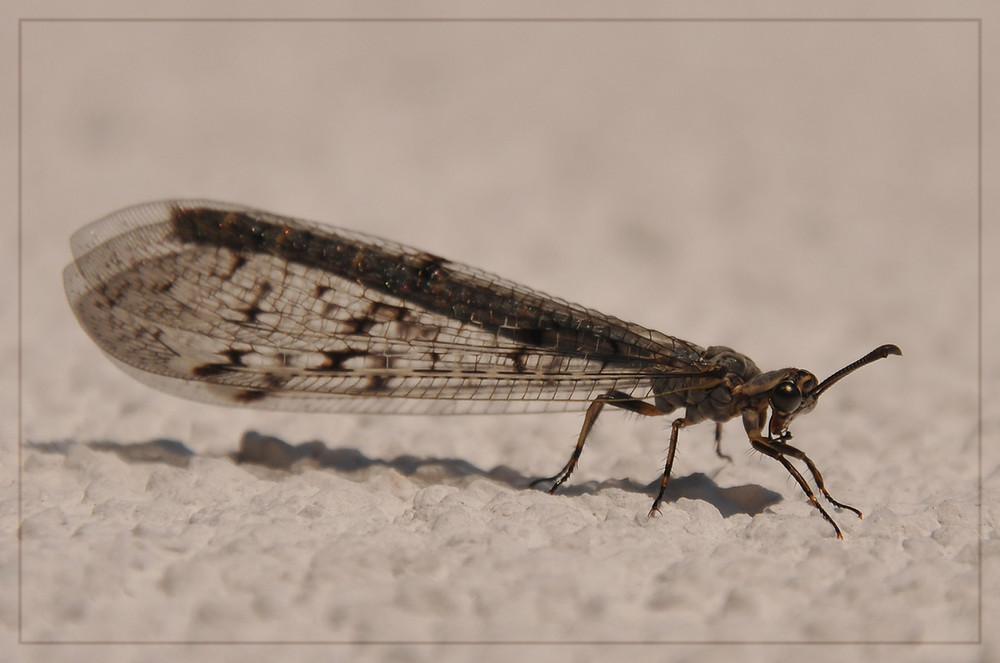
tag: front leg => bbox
[750,434,847,539]
[768,437,862,518]
[741,407,853,538]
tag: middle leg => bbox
[649,417,689,516]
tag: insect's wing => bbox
[65,200,718,415]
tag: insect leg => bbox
[768,437,862,519]
[649,417,687,516]
[713,423,733,462]
[750,437,844,538]
[531,390,664,494]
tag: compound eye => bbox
[771,381,802,414]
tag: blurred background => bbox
[8,15,985,651]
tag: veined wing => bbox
[64,200,719,415]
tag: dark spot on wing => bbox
[364,374,390,393]
[240,304,263,324]
[223,348,247,364]
[233,389,269,403]
[189,349,248,378]
[192,363,235,378]
[507,349,528,373]
[262,372,288,390]
[97,282,125,308]
[359,355,393,393]
[220,254,248,280]
[320,302,339,319]
[373,302,408,321]
[238,282,273,323]
[343,316,375,335]
[343,302,411,335]
[313,349,369,372]
[416,351,441,373]
[152,280,175,294]
[504,326,547,347]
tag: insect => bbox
[64,200,900,537]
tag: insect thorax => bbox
[652,345,761,424]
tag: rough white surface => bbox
[5,11,997,663]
